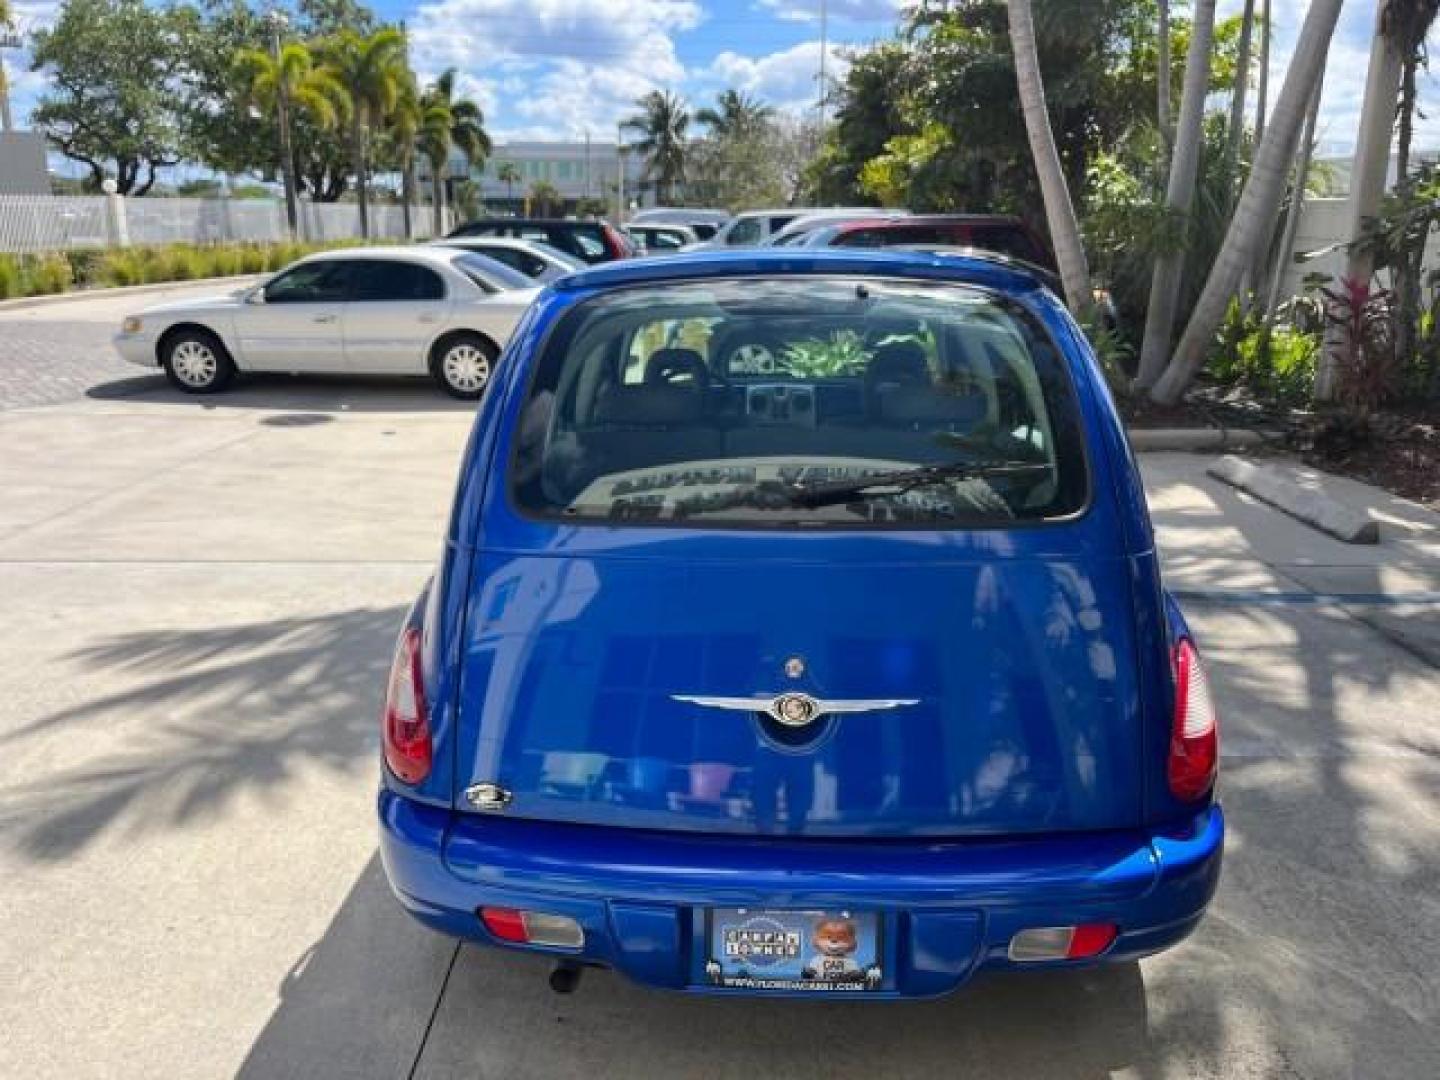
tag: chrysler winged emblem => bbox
[672,692,918,729]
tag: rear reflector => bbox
[1168,637,1219,802]
[480,907,584,949]
[1009,923,1118,962]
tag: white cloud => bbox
[409,0,702,139]
[757,0,902,24]
[705,38,852,113]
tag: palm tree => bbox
[495,161,521,205]
[1135,0,1218,390]
[1150,0,1346,405]
[623,90,690,206]
[529,180,560,217]
[1222,0,1257,208]
[1156,0,1171,145]
[696,89,774,139]
[387,72,421,239]
[318,27,409,239]
[1005,0,1091,316]
[234,40,348,238]
[0,0,15,132]
[419,68,491,236]
[1319,2,1406,400]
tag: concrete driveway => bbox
[1,309,1437,1078]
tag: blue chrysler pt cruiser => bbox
[377,249,1222,998]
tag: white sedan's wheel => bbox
[162,330,235,394]
[434,335,496,400]
[727,341,778,374]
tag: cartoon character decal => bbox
[802,917,881,987]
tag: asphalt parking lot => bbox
[2,290,1438,1079]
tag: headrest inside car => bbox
[645,348,709,387]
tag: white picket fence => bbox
[0,194,446,254]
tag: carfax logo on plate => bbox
[723,916,800,966]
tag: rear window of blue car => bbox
[510,278,1088,528]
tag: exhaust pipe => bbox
[548,960,584,994]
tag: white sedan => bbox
[113,246,541,398]
[430,237,586,283]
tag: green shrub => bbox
[210,245,243,277]
[0,255,20,299]
[98,249,145,287]
[26,254,75,295]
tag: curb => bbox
[0,275,262,313]
[1206,454,1380,544]
[1129,427,1278,452]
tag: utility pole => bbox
[0,18,22,133]
[816,0,827,207]
[616,123,625,225]
[267,9,300,239]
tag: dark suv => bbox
[448,218,633,264]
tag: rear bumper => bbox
[378,789,1222,999]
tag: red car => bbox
[792,214,1055,273]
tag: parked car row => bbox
[112,210,1069,400]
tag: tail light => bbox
[382,626,431,784]
[480,907,585,949]
[1168,638,1218,802]
[1009,923,1118,962]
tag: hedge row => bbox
[0,240,366,300]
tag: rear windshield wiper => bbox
[788,461,1054,508]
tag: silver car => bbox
[430,237,585,283]
[113,246,540,399]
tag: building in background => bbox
[0,131,49,194]
[421,140,651,218]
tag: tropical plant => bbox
[317,26,409,238]
[233,40,348,236]
[623,90,690,205]
[696,89,774,139]
[1150,0,1345,405]
[780,331,871,378]
[419,68,491,236]
[1006,0,1091,315]
[529,180,561,216]
[495,161,520,202]
[1321,277,1397,422]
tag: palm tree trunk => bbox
[401,159,414,240]
[1006,0,1091,315]
[1135,0,1218,390]
[432,169,444,237]
[1264,70,1325,323]
[1150,0,1344,405]
[1317,1,1403,401]
[275,85,300,240]
[1223,0,1256,211]
[353,113,370,240]
[1255,0,1272,143]
[1156,0,1171,147]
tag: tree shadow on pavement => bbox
[1146,461,1440,1078]
[0,604,405,861]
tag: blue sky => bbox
[0,0,1428,155]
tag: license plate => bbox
[703,908,883,992]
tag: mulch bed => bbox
[1120,382,1440,513]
